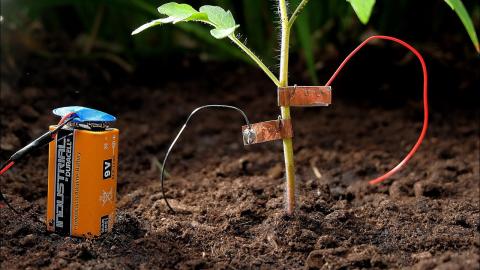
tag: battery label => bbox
[103,159,112,179]
[47,127,119,238]
[54,128,74,235]
[100,215,109,234]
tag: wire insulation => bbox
[160,105,252,213]
[0,161,17,213]
[325,35,429,185]
[52,112,76,139]
[0,161,14,176]
[0,112,77,214]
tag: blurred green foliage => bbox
[443,0,479,52]
[1,0,479,81]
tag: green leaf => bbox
[132,2,208,35]
[211,26,239,39]
[199,5,240,39]
[199,5,236,29]
[132,3,239,39]
[347,0,376,24]
[444,0,479,53]
[157,2,208,24]
[131,18,170,35]
[157,2,196,18]
[131,1,277,85]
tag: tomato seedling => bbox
[132,0,477,215]
[132,1,304,214]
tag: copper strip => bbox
[242,119,293,145]
[278,86,332,107]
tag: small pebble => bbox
[412,251,432,261]
[19,234,36,247]
[267,164,283,179]
[315,235,338,249]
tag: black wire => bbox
[0,160,19,214]
[0,116,75,215]
[0,160,11,171]
[52,117,74,133]
[160,105,252,213]
[0,188,19,214]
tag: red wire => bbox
[0,161,14,176]
[325,35,429,185]
[58,112,76,125]
[0,112,76,176]
[51,112,76,139]
[0,161,19,213]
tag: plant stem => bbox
[279,0,296,215]
[288,0,311,29]
[230,35,280,87]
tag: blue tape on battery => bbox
[53,106,116,124]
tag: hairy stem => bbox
[288,0,311,29]
[279,0,296,215]
[230,35,280,86]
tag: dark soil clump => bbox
[1,61,479,269]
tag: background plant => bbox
[130,0,477,214]
[2,0,478,84]
[1,0,477,214]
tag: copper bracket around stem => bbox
[278,85,332,107]
[242,118,293,145]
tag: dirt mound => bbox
[1,65,479,269]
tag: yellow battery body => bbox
[47,126,119,238]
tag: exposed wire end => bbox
[52,112,77,139]
[325,35,429,185]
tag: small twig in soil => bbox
[310,157,322,179]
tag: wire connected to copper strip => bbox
[277,115,284,130]
[325,35,429,185]
[160,105,252,213]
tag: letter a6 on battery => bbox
[46,106,119,238]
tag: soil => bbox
[0,50,479,269]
